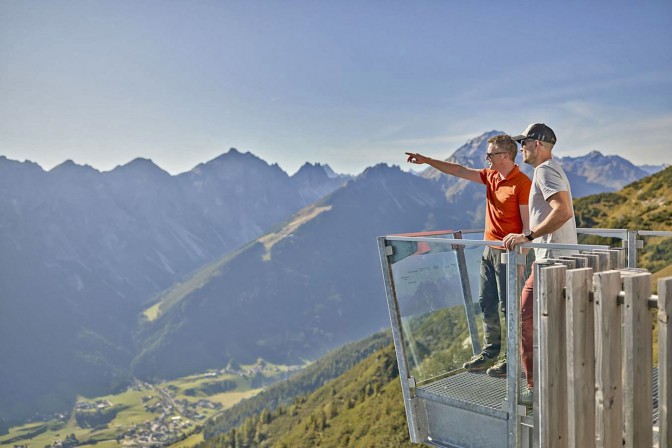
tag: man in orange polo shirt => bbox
[406,134,531,376]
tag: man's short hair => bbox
[488,134,517,160]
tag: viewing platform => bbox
[378,228,672,448]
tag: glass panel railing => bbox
[459,230,486,303]
[386,237,485,385]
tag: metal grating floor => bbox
[417,367,660,422]
[418,371,523,410]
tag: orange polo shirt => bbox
[479,165,532,242]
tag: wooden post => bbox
[623,272,653,448]
[561,255,588,268]
[659,276,672,448]
[565,268,595,448]
[594,250,621,272]
[582,254,601,273]
[540,264,568,448]
[614,248,627,269]
[554,258,576,269]
[607,249,621,270]
[591,251,610,272]
[593,270,622,448]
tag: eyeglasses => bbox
[520,139,536,148]
[485,152,507,160]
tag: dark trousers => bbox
[478,247,507,356]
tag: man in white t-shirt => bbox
[503,123,577,406]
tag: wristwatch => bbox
[524,229,535,241]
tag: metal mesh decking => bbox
[417,367,660,423]
[417,371,523,410]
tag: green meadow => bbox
[0,362,299,448]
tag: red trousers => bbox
[521,271,535,388]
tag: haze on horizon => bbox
[1,1,670,176]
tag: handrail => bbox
[576,227,628,235]
[388,229,459,237]
[384,236,610,253]
[638,230,672,237]
[386,227,672,243]
[395,228,672,240]
[520,242,610,251]
[384,236,502,246]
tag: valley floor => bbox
[0,362,302,448]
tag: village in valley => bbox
[104,379,221,447]
[7,361,302,448]
[24,379,221,448]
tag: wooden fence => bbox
[536,250,671,448]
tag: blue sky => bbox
[1,1,670,175]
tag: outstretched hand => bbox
[405,152,429,164]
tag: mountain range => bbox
[0,150,348,424]
[131,131,664,379]
[0,132,665,425]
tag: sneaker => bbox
[521,387,533,408]
[486,358,507,378]
[462,352,497,372]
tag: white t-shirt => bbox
[529,159,577,259]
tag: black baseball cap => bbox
[512,123,557,145]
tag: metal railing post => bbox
[627,230,638,268]
[506,248,522,448]
[453,231,481,355]
[377,237,425,443]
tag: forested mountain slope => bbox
[574,165,671,272]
